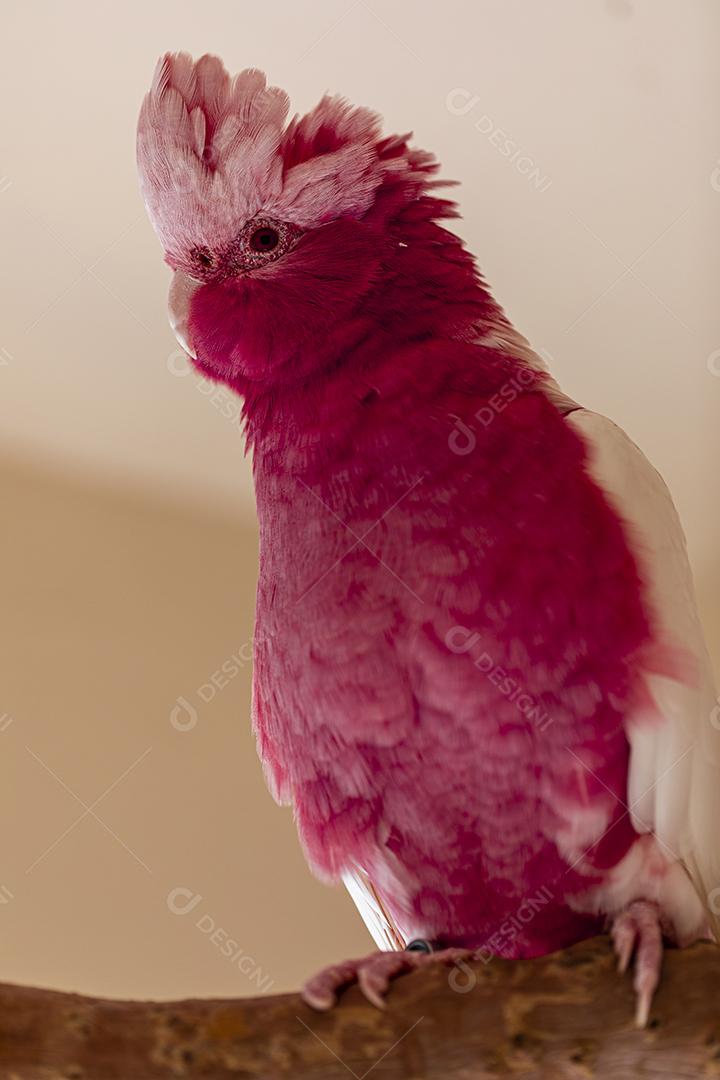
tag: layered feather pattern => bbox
[137,54,718,958]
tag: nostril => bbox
[191,246,215,271]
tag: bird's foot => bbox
[610,899,663,1027]
[301,941,473,1011]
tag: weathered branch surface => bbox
[1,936,719,1079]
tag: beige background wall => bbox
[0,0,718,999]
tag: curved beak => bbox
[168,271,201,360]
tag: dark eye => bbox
[249,226,280,253]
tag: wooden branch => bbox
[2,936,719,1078]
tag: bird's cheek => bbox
[168,271,202,360]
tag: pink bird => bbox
[137,53,719,1026]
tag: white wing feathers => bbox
[342,866,406,951]
[569,409,720,935]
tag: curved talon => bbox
[610,912,638,974]
[301,945,474,1011]
[632,908,662,1028]
[357,952,419,1008]
[610,900,664,1028]
[301,956,365,1011]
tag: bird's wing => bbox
[342,865,407,951]
[567,409,720,930]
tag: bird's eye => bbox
[250,226,280,253]
[228,217,301,273]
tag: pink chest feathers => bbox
[250,368,654,952]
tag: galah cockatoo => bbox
[137,53,718,1026]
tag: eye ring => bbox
[249,226,281,253]
[227,217,302,273]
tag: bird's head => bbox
[137,53,440,390]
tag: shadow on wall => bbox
[0,456,371,1001]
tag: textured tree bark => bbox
[1,936,719,1079]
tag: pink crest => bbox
[137,52,437,263]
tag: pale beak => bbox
[168,271,201,360]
